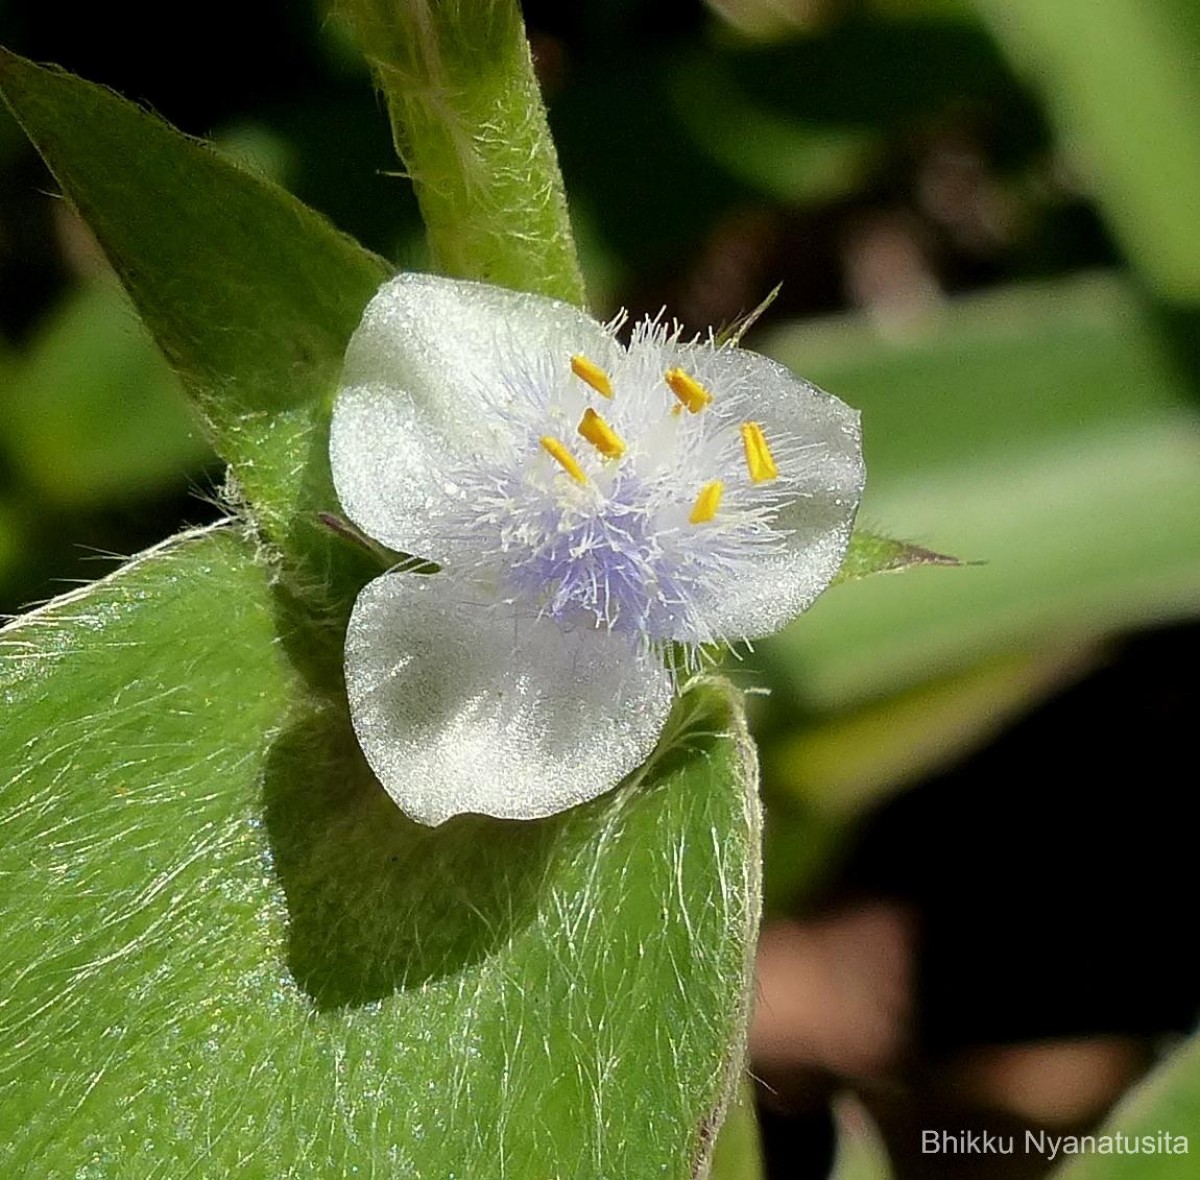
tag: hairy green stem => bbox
[339,0,586,307]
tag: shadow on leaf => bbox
[262,708,566,1011]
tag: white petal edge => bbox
[674,343,865,639]
[344,571,675,825]
[331,272,614,560]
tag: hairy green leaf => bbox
[0,528,761,1177]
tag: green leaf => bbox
[710,1079,765,1180]
[762,274,1200,707]
[0,49,390,581]
[337,0,586,306]
[1,280,213,506]
[0,528,761,1177]
[1049,1034,1200,1179]
[668,53,879,206]
[830,1094,893,1180]
[763,644,1097,820]
[0,498,22,594]
[970,0,1200,302]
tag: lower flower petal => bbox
[343,572,675,825]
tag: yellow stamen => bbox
[577,407,626,459]
[665,368,713,414]
[540,435,587,484]
[689,480,724,525]
[571,354,613,398]
[740,422,779,483]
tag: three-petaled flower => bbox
[331,273,864,825]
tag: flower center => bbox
[456,351,786,646]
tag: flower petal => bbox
[674,343,865,639]
[343,571,674,825]
[331,273,613,559]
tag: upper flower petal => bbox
[331,273,614,560]
[343,571,674,826]
[668,342,865,639]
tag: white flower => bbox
[331,273,864,826]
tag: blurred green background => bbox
[1,1,1198,1175]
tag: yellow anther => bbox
[664,368,713,414]
[740,422,779,483]
[577,407,626,459]
[571,354,613,398]
[540,435,587,485]
[689,480,724,525]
